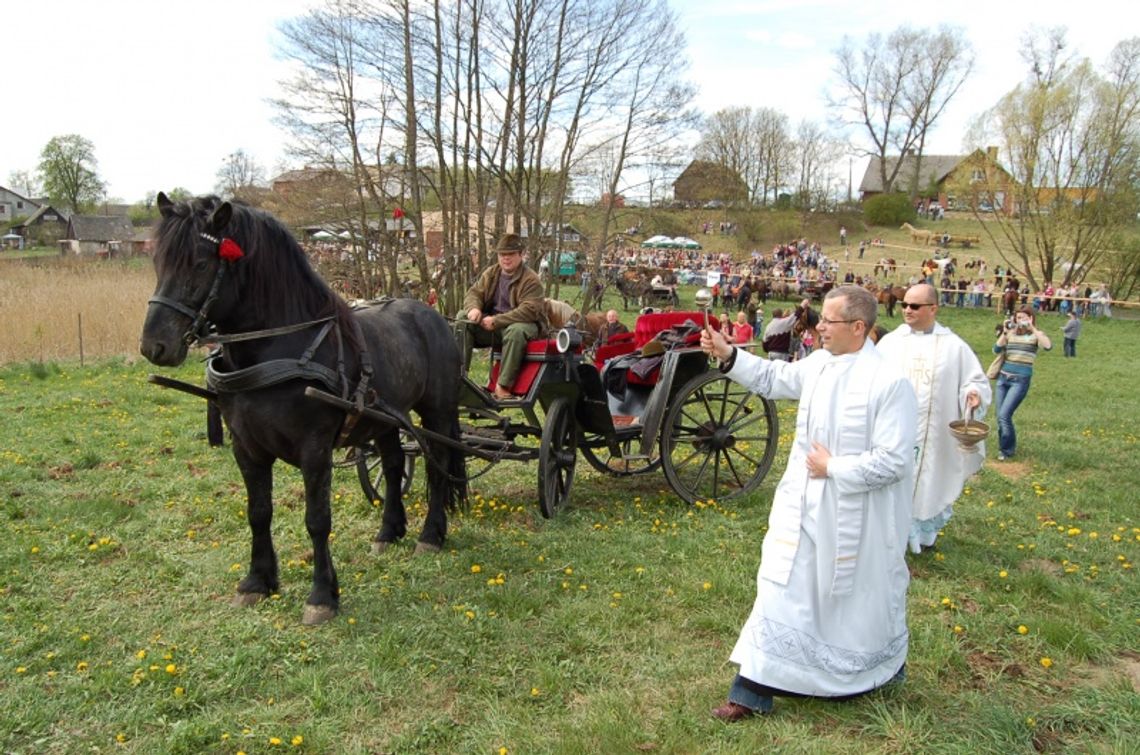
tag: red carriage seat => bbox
[592,331,637,369]
[488,337,579,396]
[596,311,718,385]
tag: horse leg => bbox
[300,454,339,625]
[414,411,459,554]
[232,451,278,606]
[371,430,408,554]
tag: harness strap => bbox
[298,321,336,368]
[203,316,335,345]
[206,355,341,395]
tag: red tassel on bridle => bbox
[218,238,244,261]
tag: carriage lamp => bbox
[694,288,712,330]
[556,323,582,353]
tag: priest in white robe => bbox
[702,285,918,722]
[876,284,991,553]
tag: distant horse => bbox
[545,298,607,348]
[753,277,770,303]
[873,257,898,279]
[867,283,907,317]
[1002,288,1019,316]
[768,278,794,300]
[140,193,466,625]
[615,270,651,310]
[901,222,933,246]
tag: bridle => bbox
[147,231,333,348]
[147,232,235,347]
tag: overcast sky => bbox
[3,0,1126,203]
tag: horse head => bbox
[141,193,240,366]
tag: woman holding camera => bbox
[992,306,1052,460]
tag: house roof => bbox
[14,204,69,228]
[68,215,137,242]
[0,185,41,207]
[858,153,967,194]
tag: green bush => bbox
[863,193,916,226]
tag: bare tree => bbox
[272,0,404,299]
[695,106,794,206]
[697,107,758,204]
[832,26,971,202]
[792,119,846,211]
[901,27,973,199]
[961,31,1140,289]
[214,149,267,198]
[754,108,794,205]
[269,0,696,310]
[7,170,41,200]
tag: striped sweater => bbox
[995,330,1049,376]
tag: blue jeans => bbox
[995,372,1032,457]
[728,665,906,713]
[1063,338,1076,358]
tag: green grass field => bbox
[0,285,1136,753]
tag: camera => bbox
[1003,318,1016,331]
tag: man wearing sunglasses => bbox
[876,283,990,553]
[701,285,917,722]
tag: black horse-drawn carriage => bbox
[344,308,780,518]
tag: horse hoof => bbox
[232,592,266,608]
[302,604,337,626]
[413,541,441,555]
[371,540,392,555]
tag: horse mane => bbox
[155,196,355,338]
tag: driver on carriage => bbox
[459,233,548,400]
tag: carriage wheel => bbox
[660,371,779,505]
[580,435,661,477]
[538,396,578,519]
[355,431,417,505]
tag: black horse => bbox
[140,193,465,625]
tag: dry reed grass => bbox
[0,257,154,365]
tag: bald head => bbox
[908,283,937,304]
[902,283,939,330]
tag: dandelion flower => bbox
[531,687,540,696]
[1017,625,1029,635]
[174,686,185,696]
[470,564,482,574]
[291,735,304,746]
[76,661,88,672]
[703,581,713,590]
[1039,657,1053,668]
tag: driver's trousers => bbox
[455,320,539,389]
